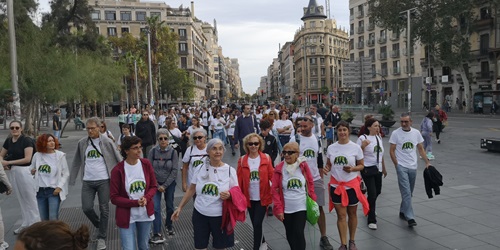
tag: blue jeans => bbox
[396,165,417,220]
[153,181,176,234]
[36,187,61,220]
[213,129,225,142]
[422,132,432,153]
[53,130,61,140]
[119,221,152,250]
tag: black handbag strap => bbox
[375,135,380,164]
[88,137,103,157]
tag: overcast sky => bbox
[38,0,350,94]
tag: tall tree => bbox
[368,0,497,111]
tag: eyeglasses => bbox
[247,142,260,146]
[282,151,297,156]
[10,126,20,130]
[158,137,168,141]
[142,114,149,116]
[193,136,204,140]
[400,120,410,123]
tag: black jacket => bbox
[324,112,341,127]
[260,133,278,167]
[135,119,156,147]
[423,165,443,198]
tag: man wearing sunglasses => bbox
[389,113,430,227]
[290,115,333,250]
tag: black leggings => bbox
[283,211,307,250]
[248,201,267,250]
[361,171,382,224]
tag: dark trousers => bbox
[119,122,124,134]
[203,125,210,138]
[361,171,382,224]
[239,139,246,156]
[248,201,267,250]
[81,180,110,240]
[283,211,306,250]
[434,121,442,140]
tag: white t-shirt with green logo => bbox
[248,155,261,201]
[282,166,307,213]
[327,141,364,189]
[389,127,424,170]
[36,153,59,188]
[193,164,238,217]
[83,138,109,181]
[290,134,320,181]
[356,135,384,171]
[182,145,207,186]
[125,161,154,223]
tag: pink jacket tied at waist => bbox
[329,175,370,216]
[221,186,247,235]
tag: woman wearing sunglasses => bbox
[271,142,316,250]
[0,121,40,234]
[237,133,274,250]
[99,121,115,143]
[181,129,207,192]
[147,129,179,244]
[324,121,369,250]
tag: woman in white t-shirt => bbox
[165,117,182,154]
[31,134,70,221]
[274,110,294,148]
[356,118,387,231]
[211,112,226,142]
[187,117,202,141]
[181,128,207,192]
[225,114,237,155]
[324,121,368,250]
[99,121,115,143]
[172,138,238,250]
[110,136,157,250]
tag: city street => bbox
[0,113,499,249]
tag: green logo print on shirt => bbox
[250,171,260,181]
[192,160,204,168]
[402,142,414,150]
[303,149,316,158]
[129,181,146,194]
[287,178,303,189]
[374,145,382,153]
[87,150,101,159]
[201,183,219,196]
[333,156,348,165]
[38,164,51,174]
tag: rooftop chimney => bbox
[191,1,195,19]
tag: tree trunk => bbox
[458,65,471,113]
[23,100,36,137]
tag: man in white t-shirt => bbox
[264,102,279,114]
[69,117,122,250]
[289,115,333,250]
[389,113,430,227]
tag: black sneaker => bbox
[320,236,334,250]
[408,219,417,227]
[399,212,406,220]
[267,206,273,216]
[168,229,175,236]
[149,234,166,244]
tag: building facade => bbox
[349,0,424,109]
[293,0,350,106]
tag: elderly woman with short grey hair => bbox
[147,129,178,244]
[172,138,239,250]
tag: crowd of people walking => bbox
[0,101,444,250]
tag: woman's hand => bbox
[171,208,181,222]
[1,161,9,169]
[158,186,165,193]
[6,189,12,195]
[53,187,62,195]
[361,139,371,148]
[31,169,36,175]
[342,165,354,173]
[220,191,231,200]
[138,197,147,207]
[382,168,387,178]
[276,213,284,222]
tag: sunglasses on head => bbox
[247,142,260,146]
[297,117,313,122]
[282,151,297,155]
[193,136,204,140]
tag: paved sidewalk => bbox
[0,115,499,249]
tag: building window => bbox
[120,11,131,21]
[178,29,186,37]
[321,68,326,76]
[91,11,100,20]
[107,27,117,36]
[310,58,317,64]
[180,57,187,69]
[310,21,316,28]
[480,34,489,55]
[179,43,187,52]
[151,12,161,19]
[105,11,116,21]
[481,61,489,77]
[121,27,129,34]
[136,11,146,21]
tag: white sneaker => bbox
[259,242,268,250]
[0,241,9,250]
[427,153,435,160]
[368,223,378,230]
[97,239,106,249]
[14,226,26,235]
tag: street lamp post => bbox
[158,62,161,109]
[303,42,309,107]
[146,28,154,108]
[7,0,21,122]
[134,60,139,109]
[402,7,417,114]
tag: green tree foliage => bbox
[368,0,498,111]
